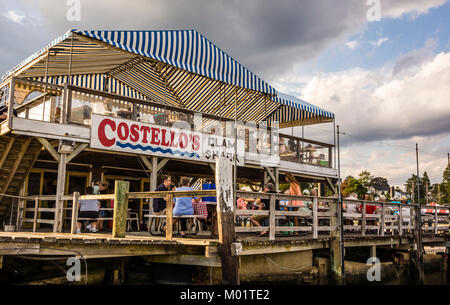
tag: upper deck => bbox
[0,78,337,179]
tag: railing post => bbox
[399,204,403,236]
[361,201,366,237]
[215,156,239,285]
[7,77,15,129]
[112,180,130,238]
[165,193,173,240]
[434,206,438,235]
[71,192,80,234]
[380,202,385,236]
[329,199,343,281]
[269,194,276,241]
[32,197,38,233]
[313,196,318,239]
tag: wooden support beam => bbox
[0,138,32,202]
[264,167,276,184]
[151,156,158,191]
[370,245,376,258]
[54,152,67,233]
[71,192,80,234]
[0,137,15,169]
[274,167,279,193]
[66,143,88,164]
[269,194,276,241]
[112,180,130,238]
[37,137,60,162]
[32,197,38,233]
[313,196,318,239]
[216,156,239,285]
[157,158,169,172]
[7,78,15,129]
[138,155,152,172]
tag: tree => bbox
[371,177,390,192]
[358,170,374,189]
[405,172,432,204]
[341,176,367,199]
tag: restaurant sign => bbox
[90,114,245,165]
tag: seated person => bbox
[250,183,279,237]
[172,177,200,237]
[343,193,360,227]
[76,187,100,233]
[153,175,172,214]
[237,198,248,210]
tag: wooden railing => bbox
[235,191,338,241]
[233,192,450,241]
[14,182,449,241]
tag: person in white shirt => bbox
[76,187,100,233]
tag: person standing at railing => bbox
[76,187,100,233]
[285,173,302,232]
[359,193,377,233]
[250,183,280,237]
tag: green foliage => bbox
[341,175,367,199]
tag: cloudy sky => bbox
[1,0,449,187]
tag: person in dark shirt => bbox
[250,183,279,237]
[152,175,172,213]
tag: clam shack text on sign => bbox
[90,114,244,165]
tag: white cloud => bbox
[345,40,359,50]
[381,0,448,19]
[275,49,450,185]
[3,10,25,24]
[370,37,389,47]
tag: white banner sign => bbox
[90,114,244,165]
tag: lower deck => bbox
[0,231,448,260]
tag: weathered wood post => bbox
[329,198,343,282]
[71,192,80,234]
[165,193,174,240]
[313,196,318,239]
[54,152,67,232]
[269,194,276,241]
[362,201,366,236]
[216,156,239,285]
[434,206,438,235]
[380,202,385,236]
[32,197,39,233]
[112,181,130,238]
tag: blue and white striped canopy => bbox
[2,29,334,126]
[267,92,334,127]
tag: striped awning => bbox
[2,29,335,127]
[2,29,280,123]
[267,92,334,128]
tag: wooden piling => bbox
[71,192,80,234]
[112,181,130,238]
[216,157,239,285]
[329,199,343,282]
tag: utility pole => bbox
[335,125,345,283]
[415,143,424,283]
